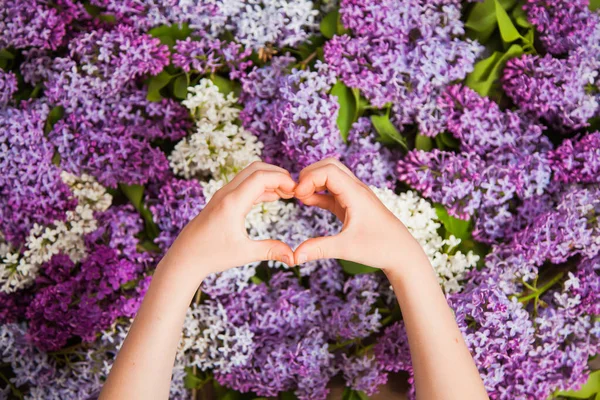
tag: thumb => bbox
[294,235,344,264]
[251,239,295,266]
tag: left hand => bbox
[159,161,297,287]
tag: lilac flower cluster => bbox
[324,0,482,136]
[2,0,600,398]
[241,58,343,172]
[398,85,552,242]
[0,102,76,245]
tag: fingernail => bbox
[281,255,290,266]
[297,254,307,264]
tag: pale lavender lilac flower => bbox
[173,38,253,79]
[341,354,388,396]
[342,118,398,189]
[324,0,482,136]
[241,59,342,172]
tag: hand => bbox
[159,162,296,286]
[293,158,421,272]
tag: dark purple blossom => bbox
[549,131,600,184]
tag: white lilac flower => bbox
[0,173,111,293]
[370,187,479,293]
[170,79,263,181]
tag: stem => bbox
[329,339,357,352]
[298,51,317,69]
[518,271,565,303]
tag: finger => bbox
[231,170,296,213]
[295,164,357,208]
[228,161,292,191]
[251,239,295,266]
[299,157,361,184]
[255,191,281,204]
[294,235,344,264]
[300,193,346,222]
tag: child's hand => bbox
[293,158,418,272]
[160,162,296,286]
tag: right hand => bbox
[293,158,423,271]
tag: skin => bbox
[100,159,489,400]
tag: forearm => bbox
[99,260,202,400]
[384,241,488,400]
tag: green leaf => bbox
[146,71,173,102]
[439,132,460,149]
[415,134,433,151]
[149,23,193,47]
[590,0,600,11]
[183,368,204,389]
[511,4,531,28]
[557,370,600,398]
[250,276,263,285]
[494,0,523,44]
[44,106,65,134]
[119,183,144,209]
[371,114,407,149]
[339,259,378,275]
[279,392,298,400]
[342,388,369,400]
[210,74,237,96]
[0,49,15,61]
[465,0,499,43]
[465,44,523,97]
[434,204,471,241]
[320,10,339,39]
[119,183,160,239]
[173,74,189,99]
[331,81,357,143]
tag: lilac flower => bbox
[26,246,146,350]
[324,0,482,136]
[241,59,342,172]
[342,118,398,189]
[49,113,171,188]
[216,272,334,399]
[523,0,598,54]
[398,85,553,242]
[0,0,76,50]
[341,354,388,396]
[0,102,76,245]
[503,53,598,130]
[0,70,17,107]
[173,38,253,79]
[148,177,205,250]
[549,131,600,184]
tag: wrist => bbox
[154,256,208,297]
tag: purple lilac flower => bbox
[49,113,171,188]
[0,0,78,50]
[324,0,482,136]
[374,322,413,384]
[481,184,600,294]
[148,177,205,251]
[448,282,537,399]
[0,102,76,245]
[503,53,598,130]
[327,274,381,340]
[398,85,553,242]
[342,118,398,189]
[0,290,31,324]
[26,246,146,350]
[523,0,598,54]
[173,38,253,79]
[341,354,388,396]
[0,70,17,107]
[549,131,600,184]
[216,272,334,399]
[241,58,342,172]
[85,205,150,264]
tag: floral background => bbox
[1,0,600,399]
